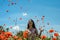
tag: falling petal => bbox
[3,0,5,2]
[8,0,11,2]
[43,25,45,27]
[11,2,14,5]
[10,26,12,29]
[6,10,9,12]
[19,18,22,20]
[15,3,16,5]
[36,19,40,23]
[8,4,10,6]
[41,17,44,20]
[28,0,31,2]
[20,6,23,10]
[8,17,11,20]
[41,16,45,23]
[47,22,50,25]
[13,20,15,22]
[3,24,6,26]
[35,16,37,18]
[42,16,45,17]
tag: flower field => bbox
[0,23,60,40]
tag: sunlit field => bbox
[0,0,60,40]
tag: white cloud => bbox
[12,25,20,32]
[23,12,28,16]
[59,33,60,36]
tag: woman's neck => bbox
[29,26,33,29]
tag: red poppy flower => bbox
[49,29,54,33]
[52,37,57,40]
[13,36,18,39]
[0,35,5,40]
[54,33,59,37]
[18,38,22,40]
[5,32,12,37]
[23,30,29,38]
[41,35,47,39]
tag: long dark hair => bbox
[27,19,36,29]
[27,19,38,35]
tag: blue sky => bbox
[0,0,60,34]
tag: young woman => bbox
[27,19,38,40]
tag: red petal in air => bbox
[19,18,22,20]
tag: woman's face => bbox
[28,20,33,27]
